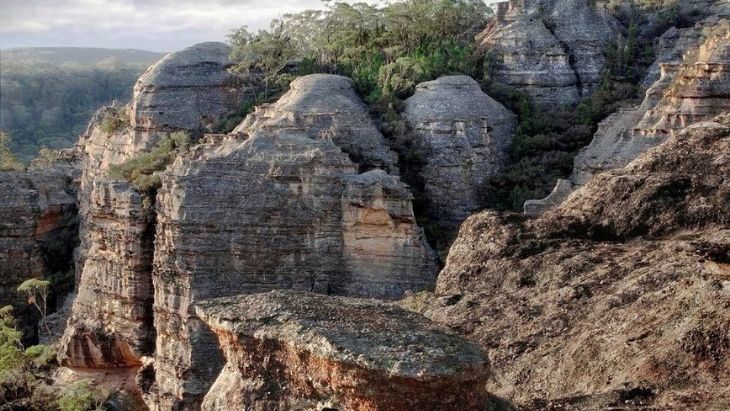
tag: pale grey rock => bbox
[195,290,490,411]
[403,75,516,228]
[523,178,575,216]
[481,0,623,107]
[131,42,242,132]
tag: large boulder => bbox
[195,290,491,411]
[403,75,516,230]
[426,114,730,409]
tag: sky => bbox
[0,0,331,52]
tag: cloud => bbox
[0,0,325,51]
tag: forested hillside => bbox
[0,48,164,161]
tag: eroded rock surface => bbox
[0,166,77,341]
[403,75,516,229]
[195,290,490,411]
[480,0,622,107]
[146,74,437,409]
[132,42,242,132]
[526,19,730,213]
[426,115,730,409]
[61,42,246,370]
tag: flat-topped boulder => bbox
[404,75,516,231]
[195,290,491,411]
[131,42,243,131]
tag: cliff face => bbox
[195,290,490,411]
[427,114,730,409]
[0,166,77,341]
[480,0,622,107]
[403,76,516,230]
[525,18,730,214]
[146,74,437,409]
[61,42,245,370]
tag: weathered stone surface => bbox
[403,76,516,228]
[480,0,622,107]
[195,290,490,411]
[59,180,155,368]
[0,166,77,341]
[132,42,241,132]
[527,19,730,213]
[142,74,436,409]
[62,42,246,372]
[523,178,574,216]
[234,74,398,173]
[426,115,730,409]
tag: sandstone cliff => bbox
[403,75,516,230]
[525,18,730,214]
[61,42,246,370]
[146,74,437,409]
[0,165,78,342]
[426,114,730,409]
[195,290,490,411]
[480,0,622,107]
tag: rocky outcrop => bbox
[195,290,490,411]
[132,42,242,132]
[0,166,77,341]
[233,74,398,173]
[146,74,437,409]
[426,115,730,409]
[61,42,247,370]
[403,75,516,229]
[526,18,730,213]
[480,0,622,107]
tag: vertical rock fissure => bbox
[543,19,584,97]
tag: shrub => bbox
[99,108,129,134]
[108,131,191,193]
[58,381,106,411]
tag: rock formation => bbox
[146,74,437,409]
[480,0,622,107]
[195,290,490,411]
[61,42,246,369]
[0,165,77,341]
[131,42,243,132]
[426,114,730,408]
[525,18,730,214]
[61,69,437,410]
[403,75,516,229]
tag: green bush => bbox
[0,132,24,171]
[58,381,106,411]
[99,108,129,134]
[108,131,190,193]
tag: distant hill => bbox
[1,47,165,67]
[0,47,167,161]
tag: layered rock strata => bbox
[426,115,730,408]
[526,19,730,214]
[0,166,78,341]
[403,75,516,229]
[195,290,491,411]
[146,75,437,409]
[61,42,246,369]
[480,0,622,107]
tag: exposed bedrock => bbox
[427,115,730,409]
[143,74,437,409]
[0,166,78,342]
[481,0,622,107]
[403,75,516,231]
[61,42,247,369]
[525,18,730,214]
[195,290,491,411]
